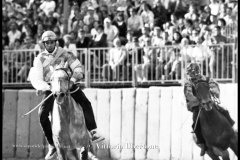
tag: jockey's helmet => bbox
[186,62,201,78]
[41,30,57,42]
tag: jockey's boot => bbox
[45,144,56,160]
[198,143,206,156]
[91,130,105,143]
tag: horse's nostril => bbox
[53,94,57,98]
[59,92,66,98]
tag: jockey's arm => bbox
[184,81,200,111]
[29,54,51,91]
[209,78,220,98]
[66,52,84,83]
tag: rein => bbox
[21,86,80,118]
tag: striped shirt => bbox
[29,47,84,91]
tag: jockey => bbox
[183,62,235,156]
[29,30,104,160]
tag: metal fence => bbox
[2,43,237,88]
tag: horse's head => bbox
[195,81,213,111]
[50,67,72,105]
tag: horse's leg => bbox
[206,148,221,160]
[229,131,238,157]
[221,150,230,160]
[81,148,88,160]
[70,148,80,160]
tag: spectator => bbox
[210,25,227,44]
[76,28,92,48]
[140,2,154,28]
[172,31,183,45]
[217,18,227,36]
[138,26,151,47]
[20,24,34,43]
[202,30,213,45]
[53,26,64,48]
[44,11,58,30]
[184,4,197,20]
[2,30,10,48]
[7,21,22,47]
[92,25,108,66]
[83,6,99,27]
[224,7,234,25]
[198,9,211,25]
[92,25,108,48]
[102,37,127,81]
[83,24,92,37]
[152,0,168,29]
[63,34,77,56]
[127,7,144,37]
[208,14,218,30]
[161,31,172,46]
[169,49,182,80]
[180,37,193,63]
[209,0,220,16]
[191,36,210,63]
[103,17,119,47]
[39,0,56,17]
[112,13,127,45]
[151,26,162,46]
[190,29,200,43]
[167,25,177,41]
[69,30,78,44]
[135,37,157,81]
[72,19,84,33]
[16,36,35,82]
[182,19,194,38]
[91,20,100,40]
[169,13,178,28]
[219,0,227,18]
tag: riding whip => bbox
[21,93,53,118]
[193,107,203,132]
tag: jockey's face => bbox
[44,40,56,53]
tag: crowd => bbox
[2,0,238,82]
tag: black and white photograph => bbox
[2,0,238,160]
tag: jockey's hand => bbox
[69,81,74,90]
[36,90,44,96]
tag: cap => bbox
[41,30,57,42]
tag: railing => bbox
[2,43,237,88]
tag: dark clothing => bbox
[112,21,127,38]
[58,38,65,48]
[38,85,97,145]
[76,37,92,48]
[92,33,108,48]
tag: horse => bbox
[194,80,238,160]
[50,67,90,160]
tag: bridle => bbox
[51,68,79,95]
[50,68,71,100]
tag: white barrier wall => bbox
[2,84,238,160]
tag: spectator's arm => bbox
[116,49,127,65]
[113,26,119,39]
